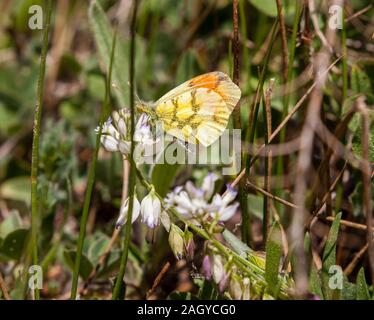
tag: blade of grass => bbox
[29,0,53,300]
[70,22,117,300]
[112,0,139,300]
[265,221,282,296]
[242,21,278,243]
[245,20,278,174]
[321,212,342,299]
[276,0,302,215]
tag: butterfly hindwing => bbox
[154,72,241,147]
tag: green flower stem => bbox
[30,0,52,300]
[111,0,139,300]
[70,22,117,300]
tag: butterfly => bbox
[137,72,241,147]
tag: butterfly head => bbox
[136,101,158,122]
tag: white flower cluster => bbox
[98,109,158,159]
[165,173,239,222]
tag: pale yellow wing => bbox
[156,71,241,111]
[155,72,241,147]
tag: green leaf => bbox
[0,229,28,260]
[88,0,129,107]
[151,154,180,197]
[356,268,370,300]
[0,210,22,238]
[309,263,324,299]
[247,194,264,220]
[305,231,323,299]
[249,0,277,17]
[63,249,94,280]
[87,234,110,266]
[351,65,372,97]
[350,109,374,163]
[341,276,356,300]
[321,212,342,299]
[0,176,31,205]
[223,229,253,256]
[265,221,282,294]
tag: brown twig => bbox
[246,180,297,209]
[232,0,240,128]
[0,271,10,300]
[264,79,275,236]
[275,0,288,82]
[345,4,373,23]
[146,261,171,299]
[311,162,347,218]
[308,0,333,53]
[322,216,374,233]
[344,243,369,276]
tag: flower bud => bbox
[184,229,195,260]
[218,272,230,293]
[115,196,140,229]
[168,224,185,260]
[242,277,250,300]
[140,188,161,228]
[202,255,212,280]
[229,276,243,300]
[212,255,225,284]
[160,210,171,232]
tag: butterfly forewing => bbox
[155,72,241,147]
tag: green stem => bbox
[70,22,117,300]
[29,0,52,300]
[245,21,278,174]
[112,0,139,300]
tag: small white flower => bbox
[117,118,127,136]
[116,196,141,229]
[140,188,161,228]
[217,203,239,221]
[208,189,238,222]
[101,135,119,152]
[201,173,218,200]
[222,185,237,205]
[185,181,203,199]
[165,174,238,222]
